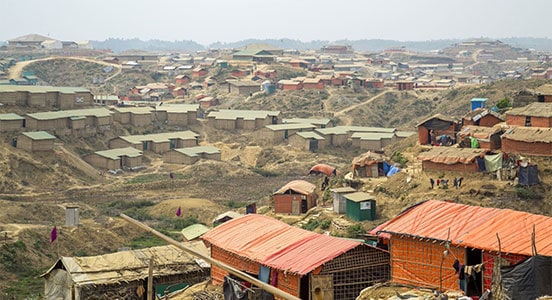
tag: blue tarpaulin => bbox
[386,165,400,177]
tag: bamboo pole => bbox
[147,257,153,300]
[120,214,302,300]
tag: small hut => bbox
[273,180,318,215]
[352,151,388,178]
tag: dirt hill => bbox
[1,58,552,298]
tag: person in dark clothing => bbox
[430,178,435,189]
[321,176,330,191]
[453,259,466,294]
[458,177,464,188]
[453,178,458,189]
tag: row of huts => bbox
[41,200,552,299]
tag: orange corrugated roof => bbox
[370,200,552,256]
[201,214,361,275]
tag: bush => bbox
[391,151,409,168]
[346,224,366,238]
[496,97,511,109]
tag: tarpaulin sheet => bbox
[201,214,362,275]
[484,154,502,172]
[518,165,539,186]
[417,147,487,165]
[501,255,552,300]
[386,165,400,177]
[273,180,316,195]
[308,164,337,176]
[370,200,552,257]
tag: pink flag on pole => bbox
[176,206,182,217]
[50,226,57,244]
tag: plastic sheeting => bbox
[370,200,552,257]
[386,165,400,177]
[501,255,552,300]
[518,165,539,186]
[484,154,502,172]
[308,164,337,176]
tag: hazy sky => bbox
[2,0,551,45]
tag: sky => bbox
[1,0,551,46]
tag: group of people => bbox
[429,177,464,189]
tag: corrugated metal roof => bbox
[201,214,361,275]
[295,132,324,140]
[274,180,316,195]
[228,80,261,87]
[370,200,552,256]
[0,85,90,93]
[351,132,395,140]
[21,131,55,140]
[501,126,552,143]
[156,103,199,113]
[506,102,552,117]
[395,131,416,138]
[174,146,220,157]
[282,118,331,126]
[315,126,396,135]
[181,224,211,241]
[94,147,142,160]
[112,107,153,114]
[207,109,280,121]
[27,108,112,120]
[536,84,552,95]
[329,187,357,193]
[119,131,199,144]
[265,123,315,131]
[417,147,487,164]
[343,192,375,202]
[41,244,208,285]
[0,113,24,120]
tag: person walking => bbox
[430,178,435,189]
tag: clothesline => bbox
[225,276,255,293]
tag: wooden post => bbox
[120,214,302,300]
[147,257,153,300]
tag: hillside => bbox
[1,58,552,298]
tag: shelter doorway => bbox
[301,196,307,213]
[309,139,318,152]
[466,248,483,297]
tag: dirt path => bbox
[328,89,393,125]
[8,56,122,82]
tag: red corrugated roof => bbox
[201,214,361,275]
[370,200,552,256]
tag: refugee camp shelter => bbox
[154,103,199,127]
[83,147,143,170]
[417,147,488,173]
[201,214,390,300]
[351,132,396,151]
[212,211,243,226]
[314,127,350,146]
[109,131,199,154]
[111,106,153,127]
[344,192,377,221]
[462,107,504,127]
[505,102,552,127]
[351,151,388,178]
[25,108,113,136]
[330,186,356,214]
[163,145,221,164]
[258,123,316,144]
[181,224,211,241]
[16,131,56,152]
[370,200,552,297]
[417,114,457,145]
[0,113,25,132]
[206,109,281,130]
[456,125,503,150]
[501,127,552,156]
[41,244,210,300]
[288,131,326,152]
[273,180,318,215]
[282,118,333,129]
